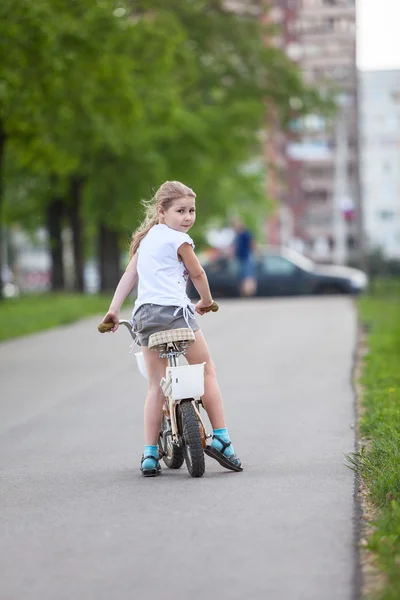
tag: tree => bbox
[84,0,328,282]
[0,1,181,291]
[0,0,327,295]
[120,0,326,228]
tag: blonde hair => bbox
[129,180,196,258]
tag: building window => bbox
[302,211,331,226]
[347,234,357,249]
[323,0,354,5]
[378,210,395,221]
[305,166,332,180]
[390,90,400,103]
[304,44,320,57]
[269,7,283,22]
[307,191,328,202]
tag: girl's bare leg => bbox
[141,347,167,445]
[184,329,225,429]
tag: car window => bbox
[262,255,296,275]
[207,258,239,276]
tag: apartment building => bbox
[359,70,400,259]
[265,0,360,264]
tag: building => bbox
[359,70,400,259]
[265,0,361,265]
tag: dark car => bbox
[189,247,368,298]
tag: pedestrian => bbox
[101,181,242,476]
[232,217,257,297]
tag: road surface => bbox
[0,297,358,600]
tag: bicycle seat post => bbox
[160,343,186,367]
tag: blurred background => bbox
[0,0,399,306]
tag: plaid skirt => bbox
[133,303,199,347]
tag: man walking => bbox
[232,218,257,297]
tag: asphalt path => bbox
[0,297,358,600]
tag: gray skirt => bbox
[133,303,199,347]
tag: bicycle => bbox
[98,302,219,478]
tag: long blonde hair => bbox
[129,180,196,258]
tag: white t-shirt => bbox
[133,224,194,315]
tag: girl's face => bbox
[159,196,196,233]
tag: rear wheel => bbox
[178,400,205,478]
[159,414,184,469]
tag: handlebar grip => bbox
[98,321,115,333]
[201,301,219,313]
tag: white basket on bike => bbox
[162,363,205,401]
[134,352,148,379]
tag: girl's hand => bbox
[101,310,120,332]
[195,299,214,315]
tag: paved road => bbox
[0,298,357,600]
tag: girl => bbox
[101,180,242,477]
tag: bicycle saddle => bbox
[148,328,195,353]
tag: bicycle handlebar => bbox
[97,301,219,333]
[198,300,219,314]
[97,319,134,334]
[98,321,115,333]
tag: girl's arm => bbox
[101,253,138,331]
[178,243,213,314]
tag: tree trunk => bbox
[0,121,6,301]
[98,224,121,292]
[46,199,65,291]
[68,177,85,292]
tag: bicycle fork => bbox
[160,352,208,449]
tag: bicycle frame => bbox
[118,319,208,449]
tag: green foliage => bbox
[1,0,326,245]
[346,283,400,599]
[0,293,110,341]
[367,502,400,600]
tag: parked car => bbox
[188,247,368,298]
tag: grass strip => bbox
[347,281,400,599]
[0,293,111,342]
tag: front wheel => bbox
[159,414,185,469]
[178,400,205,478]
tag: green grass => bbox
[0,293,112,342]
[347,280,400,599]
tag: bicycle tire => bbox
[159,414,184,469]
[177,400,205,478]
